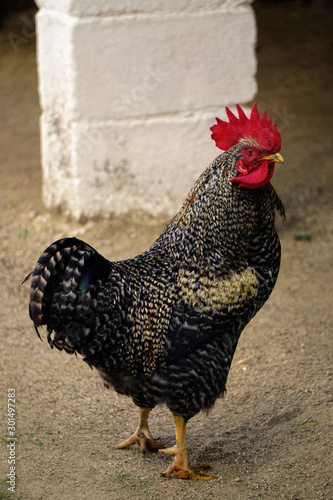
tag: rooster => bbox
[27,103,285,480]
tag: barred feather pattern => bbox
[28,142,284,420]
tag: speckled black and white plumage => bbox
[29,139,285,423]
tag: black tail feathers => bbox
[28,237,110,351]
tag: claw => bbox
[161,415,216,480]
[115,409,216,480]
[115,428,164,453]
[158,445,177,456]
[162,453,215,480]
[114,407,164,453]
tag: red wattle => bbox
[230,161,275,189]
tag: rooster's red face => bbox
[231,144,284,189]
[210,103,283,189]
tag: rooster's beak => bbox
[261,152,284,164]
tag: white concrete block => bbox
[58,10,256,122]
[36,0,250,17]
[36,0,257,219]
[46,116,217,219]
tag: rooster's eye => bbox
[246,148,254,156]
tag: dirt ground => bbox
[1,1,332,499]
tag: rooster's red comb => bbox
[210,102,281,153]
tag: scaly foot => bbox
[115,427,164,453]
[114,407,164,453]
[162,452,215,480]
[160,415,216,480]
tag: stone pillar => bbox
[36,0,257,219]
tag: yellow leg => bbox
[114,407,164,453]
[160,415,216,480]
